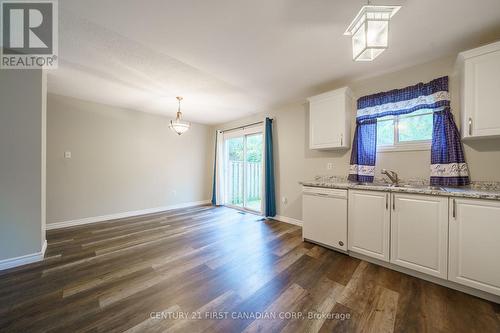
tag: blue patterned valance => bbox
[356,76,450,121]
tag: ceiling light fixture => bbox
[344,1,401,61]
[169,96,191,135]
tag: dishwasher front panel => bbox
[302,188,348,251]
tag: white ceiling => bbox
[50,0,500,124]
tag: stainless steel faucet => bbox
[381,169,399,185]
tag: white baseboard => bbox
[274,215,303,227]
[46,200,211,230]
[0,239,47,271]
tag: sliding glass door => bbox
[226,136,244,208]
[244,134,263,211]
[224,128,263,213]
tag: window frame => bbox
[377,110,433,152]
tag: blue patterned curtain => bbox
[349,76,469,184]
[431,108,470,186]
[348,119,377,182]
[211,130,225,206]
[264,118,276,217]
[211,130,218,205]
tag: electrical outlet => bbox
[282,197,288,205]
[327,162,333,170]
[64,151,72,159]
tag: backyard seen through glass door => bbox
[226,137,244,208]
[245,134,263,211]
[225,132,263,212]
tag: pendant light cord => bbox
[176,96,183,120]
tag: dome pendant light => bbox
[169,96,191,135]
[344,1,401,61]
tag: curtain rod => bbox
[221,118,272,133]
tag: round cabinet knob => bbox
[338,241,344,246]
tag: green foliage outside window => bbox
[377,110,433,146]
[227,135,262,162]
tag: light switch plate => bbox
[64,151,72,159]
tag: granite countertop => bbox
[300,176,500,201]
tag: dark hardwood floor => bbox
[1,205,499,332]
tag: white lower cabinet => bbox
[348,190,390,261]
[449,198,500,296]
[390,193,448,278]
[324,187,500,299]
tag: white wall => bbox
[0,69,46,260]
[212,56,500,221]
[46,94,213,224]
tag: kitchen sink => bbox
[355,182,443,191]
[356,182,392,187]
[390,184,443,191]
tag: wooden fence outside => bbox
[227,160,262,205]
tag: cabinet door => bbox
[348,190,390,261]
[463,48,500,138]
[449,198,500,296]
[309,96,343,149]
[391,194,448,278]
[303,189,347,251]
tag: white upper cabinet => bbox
[449,198,500,296]
[390,193,448,279]
[458,41,500,139]
[307,87,352,150]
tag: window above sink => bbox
[376,109,433,152]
